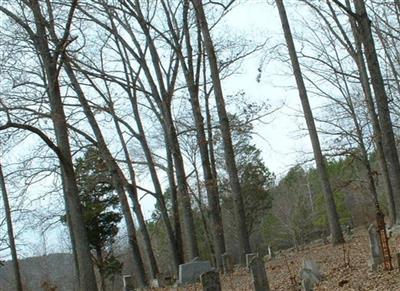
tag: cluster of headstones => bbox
[122,249,328,291]
[178,254,270,290]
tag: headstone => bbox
[367,224,383,271]
[191,256,201,262]
[320,233,328,245]
[149,278,160,288]
[200,270,221,291]
[265,246,275,261]
[346,224,353,236]
[249,256,270,291]
[246,253,258,268]
[299,260,323,291]
[122,275,135,291]
[157,272,173,286]
[396,253,400,269]
[221,253,234,273]
[178,260,213,284]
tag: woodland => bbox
[0,0,399,290]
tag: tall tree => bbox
[275,0,344,244]
[64,62,149,287]
[191,0,252,264]
[352,0,400,224]
[0,2,99,289]
[159,0,226,269]
[74,148,123,291]
[0,163,23,291]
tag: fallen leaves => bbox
[153,227,400,290]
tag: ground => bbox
[155,226,400,290]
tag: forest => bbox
[0,0,399,290]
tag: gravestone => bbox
[320,233,328,245]
[157,272,173,286]
[221,253,234,273]
[249,256,270,291]
[122,275,135,291]
[367,224,383,271]
[200,270,221,291]
[396,253,400,270]
[149,278,160,288]
[178,260,213,284]
[265,246,275,261]
[246,253,258,268]
[299,260,323,291]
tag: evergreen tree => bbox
[64,147,123,291]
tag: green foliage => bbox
[75,147,122,253]
[62,147,123,279]
[217,113,275,236]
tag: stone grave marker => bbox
[122,275,135,291]
[178,260,213,284]
[221,253,234,273]
[249,256,270,291]
[246,253,258,268]
[265,246,275,261]
[367,224,383,271]
[299,260,323,291]
[200,270,221,291]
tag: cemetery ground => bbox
[155,226,400,290]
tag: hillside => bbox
[164,227,400,290]
[0,253,77,291]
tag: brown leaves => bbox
[154,228,400,290]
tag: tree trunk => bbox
[276,0,344,244]
[114,36,183,271]
[31,22,99,291]
[177,0,226,269]
[191,0,251,264]
[110,106,159,280]
[125,0,199,261]
[95,247,106,291]
[0,163,23,291]
[354,0,400,225]
[162,102,200,260]
[346,0,397,223]
[64,63,148,287]
[165,141,185,266]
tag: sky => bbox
[221,1,312,177]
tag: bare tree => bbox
[275,0,344,244]
[191,0,252,265]
[0,2,99,289]
[352,0,400,224]
[0,163,23,291]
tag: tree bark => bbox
[174,0,226,269]
[165,139,185,266]
[276,0,344,244]
[111,104,159,280]
[28,1,99,288]
[162,102,200,260]
[345,0,397,223]
[114,35,183,271]
[354,0,400,225]
[191,0,251,264]
[64,62,148,288]
[0,163,23,291]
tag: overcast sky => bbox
[221,1,312,176]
